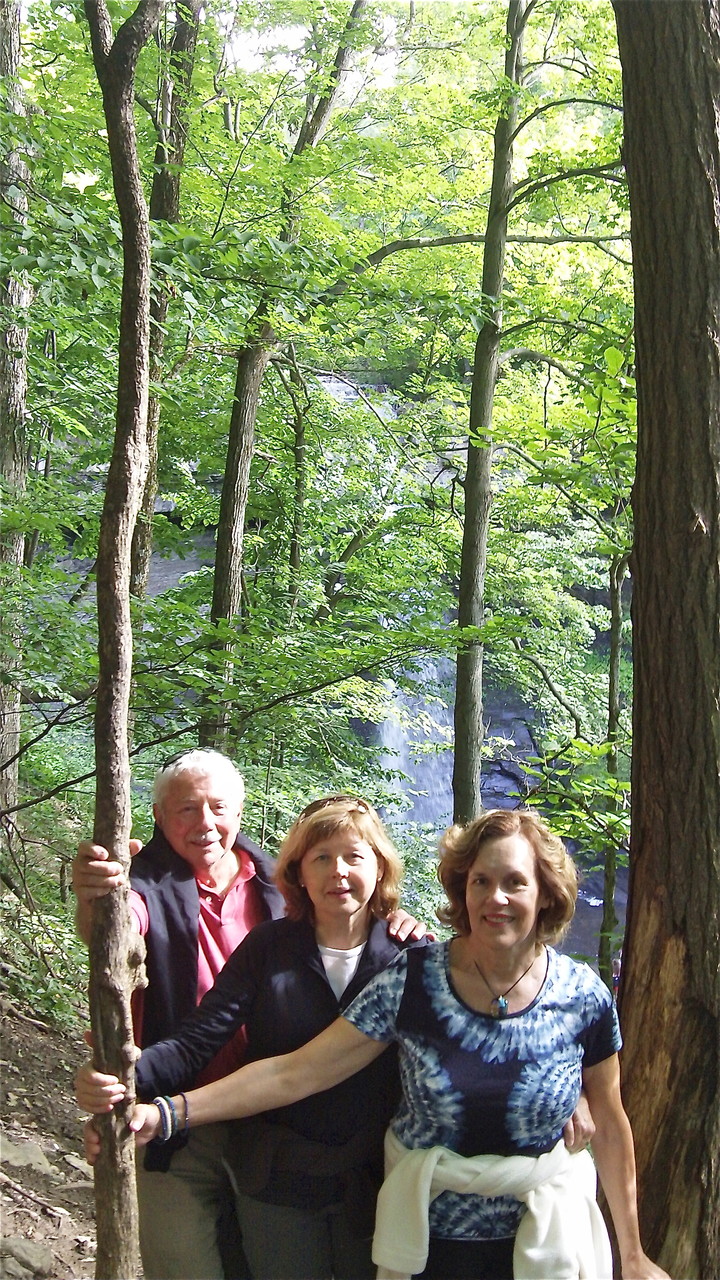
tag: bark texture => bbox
[84,1,163,1274]
[452,0,526,823]
[0,0,30,816]
[612,4,720,1276]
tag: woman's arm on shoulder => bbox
[582,1055,669,1280]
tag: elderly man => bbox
[73,748,285,1280]
[74,750,423,1280]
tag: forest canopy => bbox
[2,0,634,1018]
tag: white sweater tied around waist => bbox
[372,1128,612,1280]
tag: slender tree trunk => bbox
[0,0,30,817]
[84,2,163,1275]
[289,402,306,616]
[282,351,310,618]
[130,0,202,598]
[452,0,526,823]
[199,328,272,748]
[612,4,720,1276]
[212,332,273,625]
[201,2,369,746]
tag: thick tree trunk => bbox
[612,4,720,1276]
[84,1,163,1274]
[452,0,525,823]
[130,0,202,599]
[0,0,30,817]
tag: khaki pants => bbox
[136,1121,246,1280]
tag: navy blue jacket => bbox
[129,825,284,1172]
[136,916,424,1212]
[130,825,284,1049]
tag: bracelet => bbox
[152,1096,180,1143]
[178,1091,190,1133]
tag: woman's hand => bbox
[128,1103,163,1147]
[76,1061,126,1113]
[82,1104,162,1166]
[562,1090,595,1152]
[620,1247,670,1279]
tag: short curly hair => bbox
[437,808,577,945]
[275,796,402,924]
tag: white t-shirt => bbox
[318,942,365,1000]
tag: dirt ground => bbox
[1,1012,97,1279]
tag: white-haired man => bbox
[73,749,423,1280]
[73,749,285,1280]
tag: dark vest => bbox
[131,826,284,1172]
[130,825,284,1049]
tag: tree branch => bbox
[324,227,628,299]
[1,638,450,818]
[511,638,585,739]
[499,346,593,390]
[108,0,168,69]
[509,96,622,145]
[505,161,624,215]
[294,0,368,153]
[498,440,628,546]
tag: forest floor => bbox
[1,1012,97,1280]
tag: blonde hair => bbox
[437,808,577,945]
[276,797,402,923]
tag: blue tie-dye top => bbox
[343,942,621,1242]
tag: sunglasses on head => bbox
[297,795,371,820]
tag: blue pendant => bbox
[490,995,508,1018]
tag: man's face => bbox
[153,770,243,880]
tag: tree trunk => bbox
[282,351,310,619]
[452,0,526,823]
[612,4,720,1276]
[199,328,272,748]
[84,1,163,1275]
[0,0,31,817]
[201,1,370,747]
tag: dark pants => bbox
[234,1190,375,1280]
[416,1235,515,1280]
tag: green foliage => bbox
[523,740,631,870]
[1,0,638,1011]
[0,792,90,1028]
[388,822,450,934]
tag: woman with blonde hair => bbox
[80,795,419,1280]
